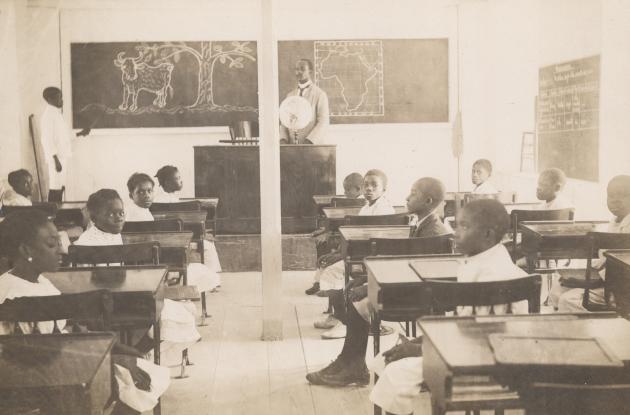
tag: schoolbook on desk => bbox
[408,258,460,280]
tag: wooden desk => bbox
[365,254,462,353]
[44,267,167,364]
[52,201,87,229]
[520,221,608,272]
[0,332,115,415]
[603,250,630,318]
[152,211,207,262]
[322,206,408,231]
[339,225,412,262]
[312,194,345,209]
[419,314,630,415]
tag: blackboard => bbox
[278,39,449,124]
[71,41,259,129]
[537,56,600,182]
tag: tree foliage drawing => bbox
[71,41,259,128]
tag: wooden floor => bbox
[155,271,530,414]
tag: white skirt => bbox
[318,260,346,291]
[114,358,171,412]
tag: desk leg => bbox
[526,254,536,274]
[372,312,381,356]
[154,320,161,365]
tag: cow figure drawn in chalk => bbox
[114,50,174,112]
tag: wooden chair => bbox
[344,213,411,226]
[68,242,160,266]
[2,203,58,218]
[331,197,366,208]
[510,208,575,255]
[520,382,630,415]
[422,275,542,415]
[122,219,184,233]
[581,232,630,312]
[151,210,209,262]
[370,235,454,337]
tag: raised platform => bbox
[215,234,316,272]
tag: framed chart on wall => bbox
[537,55,600,182]
[70,41,259,129]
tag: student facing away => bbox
[307,177,453,386]
[0,210,169,414]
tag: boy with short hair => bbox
[307,177,453,386]
[342,172,363,199]
[536,167,572,209]
[555,175,630,312]
[153,165,183,203]
[2,169,33,207]
[471,159,498,194]
[366,199,527,414]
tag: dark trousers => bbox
[339,300,369,361]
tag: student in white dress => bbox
[552,175,630,311]
[471,159,498,194]
[315,169,395,339]
[368,200,528,414]
[125,173,220,292]
[153,165,222,276]
[1,169,34,207]
[0,210,169,414]
[74,189,201,359]
[535,168,573,210]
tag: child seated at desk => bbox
[313,169,395,338]
[1,169,33,207]
[124,173,220,292]
[553,175,630,312]
[152,165,222,276]
[471,158,498,194]
[346,200,525,414]
[307,177,453,386]
[75,189,202,358]
[536,167,573,209]
[0,210,170,414]
[306,172,364,296]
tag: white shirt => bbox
[0,272,62,335]
[358,195,395,216]
[457,243,529,314]
[472,180,498,195]
[538,194,573,210]
[75,224,123,246]
[153,187,180,203]
[125,200,155,222]
[40,103,73,162]
[1,189,32,207]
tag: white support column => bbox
[258,0,283,340]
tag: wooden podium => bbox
[194,145,336,234]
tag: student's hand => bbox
[53,155,62,172]
[112,355,151,391]
[383,342,423,365]
[348,284,368,302]
[76,128,91,137]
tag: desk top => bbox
[521,221,609,237]
[313,195,345,206]
[339,225,412,241]
[44,267,167,295]
[56,201,86,210]
[152,211,208,222]
[419,315,630,373]
[0,332,115,389]
[180,197,219,207]
[604,250,630,269]
[365,255,463,284]
[323,205,407,219]
[122,231,193,248]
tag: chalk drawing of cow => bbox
[114,51,174,111]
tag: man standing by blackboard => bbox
[279,59,329,145]
[39,87,90,201]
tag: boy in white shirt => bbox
[1,170,33,207]
[368,199,527,414]
[471,159,498,194]
[536,168,573,210]
[125,173,156,222]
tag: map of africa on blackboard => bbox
[71,41,259,129]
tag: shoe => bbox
[305,356,348,385]
[305,282,320,295]
[368,325,394,336]
[321,323,346,339]
[314,315,339,329]
[317,360,370,387]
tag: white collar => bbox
[297,80,313,90]
[463,243,506,264]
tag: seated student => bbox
[536,167,572,209]
[306,171,364,296]
[307,177,453,386]
[367,200,527,414]
[313,169,394,338]
[124,174,220,293]
[75,189,201,357]
[553,175,630,312]
[0,210,170,414]
[152,165,222,275]
[2,169,33,206]
[153,165,182,203]
[471,158,498,194]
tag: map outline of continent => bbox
[314,40,385,117]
